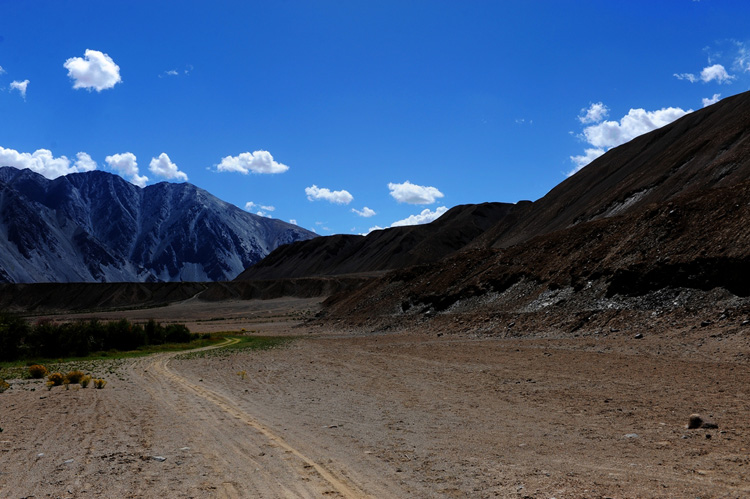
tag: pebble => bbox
[624,433,639,439]
[152,456,167,462]
[634,333,643,339]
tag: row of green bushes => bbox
[0,315,195,361]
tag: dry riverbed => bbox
[1,298,749,498]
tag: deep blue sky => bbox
[1,1,749,234]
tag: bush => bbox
[28,364,49,379]
[47,372,64,386]
[93,378,107,389]
[80,375,92,388]
[0,379,9,393]
[65,370,85,384]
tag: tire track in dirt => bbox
[132,338,370,499]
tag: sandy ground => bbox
[2,298,750,498]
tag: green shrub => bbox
[80,375,92,388]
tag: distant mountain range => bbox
[0,167,316,282]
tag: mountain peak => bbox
[0,167,316,283]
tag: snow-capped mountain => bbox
[0,167,316,282]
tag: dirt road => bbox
[2,299,750,497]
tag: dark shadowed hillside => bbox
[311,91,750,333]
[237,201,522,279]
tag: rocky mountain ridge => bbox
[0,167,315,282]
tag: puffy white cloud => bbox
[391,206,448,227]
[702,93,721,107]
[148,152,188,181]
[569,105,691,175]
[105,152,148,187]
[64,49,122,92]
[700,64,734,84]
[216,150,289,174]
[388,180,444,204]
[582,107,690,150]
[74,152,97,172]
[352,206,376,217]
[305,184,353,204]
[0,146,98,178]
[10,80,28,99]
[0,65,5,74]
[578,102,609,124]
[675,64,734,84]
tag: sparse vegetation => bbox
[0,315,200,363]
[28,364,48,378]
[176,334,292,360]
[80,375,92,388]
[237,370,247,380]
[0,379,9,393]
[48,372,64,386]
[93,378,107,389]
[65,370,86,384]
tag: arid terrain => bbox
[2,297,749,498]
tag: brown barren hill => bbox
[316,90,750,333]
[236,201,521,280]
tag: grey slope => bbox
[0,167,316,283]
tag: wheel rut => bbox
[131,338,370,498]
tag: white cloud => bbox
[673,72,697,83]
[391,206,448,227]
[305,184,353,204]
[569,105,691,175]
[578,102,609,124]
[388,180,444,204]
[216,150,289,174]
[702,93,721,107]
[675,64,735,84]
[568,148,606,176]
[105,152,148,187]
[64,49,122,92]
[245,201,276,217]
[148,152,188,181]
[10,80,29,99]
[700,64,734,84]
[0,147,98,178]
[735,41,750,72]
[582,107,691,150]
[74,152,97,172]
[0,66,5,75]
[365,225,385,234]
[352,206,376,217]
[289,219,297,225]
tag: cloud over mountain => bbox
[305,185,353,204]
[149,153,188,181]
[0,147,97,178]
[216,150,289,174]
[388,181,444,204]
[105,152,148,187]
